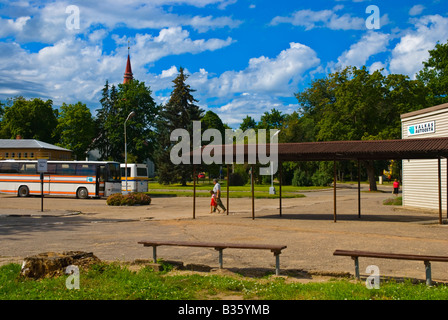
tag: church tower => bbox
[123,44,133,84]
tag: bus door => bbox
[97,165,106,197]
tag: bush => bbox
[106,192,152,206]
[311,170,333,186]
[229,172,247,186]
[292,169,312,187]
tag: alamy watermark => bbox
[65,265,80,290]
[65,5,80,30]
[170,121,279,175]
[365,5,380,30]
[365,265,380,289]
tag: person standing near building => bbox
[393,179,400,196]
[212,178,226,213]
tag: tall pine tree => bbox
[94,79,158,162]
[155,67,203,185]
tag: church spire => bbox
[123,41,133,84]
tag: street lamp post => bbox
[269,130,281,195]
[124,111,136,194]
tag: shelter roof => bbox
[196,137,448,162]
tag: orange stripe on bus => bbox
[1,190,96,196]
[0,174,92,178]
[0,179,95,184]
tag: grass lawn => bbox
[147,191,305,199]
[1,262,448,300]
[147,182,329,198]
[383,196,403,206]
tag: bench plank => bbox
[138,240,287,275]
[334,249,448,286]
[138,240,286,253]
[334,250,448,262]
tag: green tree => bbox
[0,101,4,137]
[201,110,226,179]
[417,40,448,106]
[280,111,316,143]
[257,108,286,130]
[201,110,225,136]
[94,79,158,163]
[0,97,58,143]
[296,66,428,190]
[55,102,96,160]
[155,67,204,185]
[239,115,257,131]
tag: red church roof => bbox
[123,54,133,84]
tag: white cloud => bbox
[409,5,425,16]
[389,14,448,78]
[207,94,294,127]
[336,31,390,69]
[204,42,320,97]
[145,43,319,127]
[0,26,235,106]
[369,61,388,75]
[0,0,242,44]
[270,7,365,30]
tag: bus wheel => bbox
[18,186,30,197]
[76,187,89,199]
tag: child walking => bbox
[210,190,221,213]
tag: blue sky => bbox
[1,0,447,128]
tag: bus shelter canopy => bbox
[189,137,448,224]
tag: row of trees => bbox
[0,41,447,188]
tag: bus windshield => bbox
[107,163,121,182]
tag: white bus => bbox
[121,163,149,193]
[0,160,122,199]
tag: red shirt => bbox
[211,195,217,206]
[393,181,399,188]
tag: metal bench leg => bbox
[425,261,432,286]
[152,246,157,263]
[352,256,360,280]
[275,253,280,276]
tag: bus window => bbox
[137,167,148,177]
[121,167,131,178]
[0,162,19,173]
[76,164,96,176]
[19,163,37,174]
[57,163,76,175]
[107,163,121,182]
[46,163,57,174]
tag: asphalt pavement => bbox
[1,184,447,283]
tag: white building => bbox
[401,103,448,211]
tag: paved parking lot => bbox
[1,184,447,283]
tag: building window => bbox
[18,153,21,159]
[11,153,15,158]
[5,152,9,158]
[30,152,34,158]
[24,153,28,158]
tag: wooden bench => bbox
[334,249,448,286]
[138,240,287,275]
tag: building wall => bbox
[401,105,448,210]
[0,148,72,160]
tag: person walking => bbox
[212,178,226,213]
[209,190,221,213]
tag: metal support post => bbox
[275,254,280,276]
[425,261,432,286]
[218,249,223,269]
[352,256,360,280]
[152,246,157,263]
